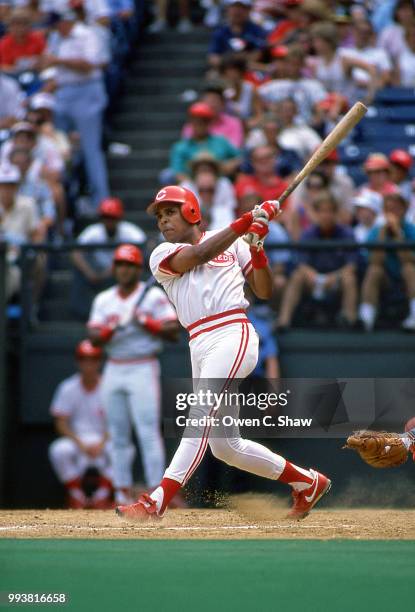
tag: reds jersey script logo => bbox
[207,251,235,268]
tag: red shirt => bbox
[235,174,288,204]
[0,31,46,68]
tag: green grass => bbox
[0,540,413,612]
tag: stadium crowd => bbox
[1,0,415,334]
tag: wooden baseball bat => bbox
[278,101,368,206]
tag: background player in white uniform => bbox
[49,340,113,509]
[88,244,179,505]
[117,186,331,521]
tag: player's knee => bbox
[48,437,77,463]
[209,439,239,465]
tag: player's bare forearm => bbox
[247,266,273,300]
[169,226,245,274]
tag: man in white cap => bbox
[352,189,382,244]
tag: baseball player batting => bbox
[88,244,180,505]
[116,186,331,521]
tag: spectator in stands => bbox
[169,102,241,182]
[49,340,113,510]
[274,97,322,161]
[389,149,413,203]
[291,149,355,225]
[362,153,396,198]
[0,162,41,300]
[70,197,146,320]
[352,190,382,244]
[277,192,358,330]
[0,7,46,73]
[235,144,288,205]
[149,0,194,33]
[247,300,281,379]
[289,170,329,240]
[40,10,109,209]
[312,92,349,138]
[219,54,264,128]
[0,72,25,128]
[0,2,10,38]
[180,152,237,230]
[378,0,415,64]
[359,189,415,332]
[1,121,66,232]
[182,83,244,148]
[10,146,56,241]
[396,20,415,87]
[308,21,378,104]
[258,45,327,122]
[208,0,267,71]
[267,0,304,46]
[340,19,392,102]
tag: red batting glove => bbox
[136,312,162,335]
[247,219,269,240]
[257,200,280,221]
[98,325,115,342]
[230,211,254,236]
[250,247,269,269]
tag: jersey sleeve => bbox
[234,237,253,278]
[149,241,189,283]
[144,287,178,321]
[87,293,106,328]
[50,380,74,418]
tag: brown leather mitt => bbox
[343,430,408,468]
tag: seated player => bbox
[48,340,113,509]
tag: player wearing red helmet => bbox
[87,244,180,506]
[49,340,113,509]
[116,187,331,521]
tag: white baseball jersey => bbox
[50,373,106,438]
[88,282,177,360]
[149,230,253,332]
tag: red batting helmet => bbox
[76,340,102,359]
[99,197,124,219]
[389,149,412,170]
[147,185,201,224]
[113,244,143,266]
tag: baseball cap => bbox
[99,197,124,219]
[270,45,289,59]
[317,92,349,113]
[389,149,412,170]
[352,190,382,214]
[30,93,56,111]
[383,184,408,204]
[0,163,21,184]
[188,102,215,120]
[11,121,35,135]
[76,340,102,360]
[364,153,389,172]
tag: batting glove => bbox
[243,218,269,251]
[136,311,162,334]
[252,200,281,222]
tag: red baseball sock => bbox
[151,477,181,515]
[278,460,314,491]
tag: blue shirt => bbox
[367,221,415,278]
[248,306,278,378]
[170,135,240,176]
[298,224,357,273]
[208,21,267,56]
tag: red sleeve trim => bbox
[159,246,187,276]
[243,261,253,277]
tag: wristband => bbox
[230,212,253,236]
[99,326,115,342]
[137,313,162,334]
[250,248,268,269]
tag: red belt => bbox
[187,308,248,341]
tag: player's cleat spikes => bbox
[115,493,159,522]
[286,469,331,520]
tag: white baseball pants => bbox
[49,433,112,483]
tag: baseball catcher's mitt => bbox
[343,430,408,468]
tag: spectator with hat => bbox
[274,97,322,161]
[169,101,241,182]
[208,0,267,71]
[40,9,109,209]
[359,188,415,332]
[235,144,288,207]
[352,189,382,244]
[70,197,146,320]
[28,92,72,164]
[181,83,244,148]
[389,149,413,203]
[362,153,396,198]
[267,0,304,47]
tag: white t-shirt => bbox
[88,282,177,360]
[277,124,322,161]
[48,23,103,85]
[149,230,252,329]
[258,78,327,121]
[340,46,392,85]
[50,373,106,438]
[77,221,146,270]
